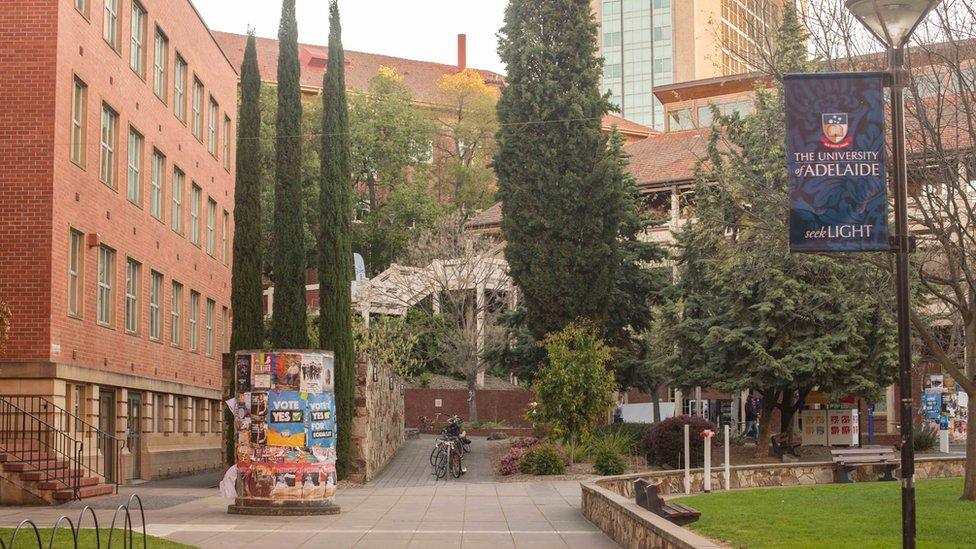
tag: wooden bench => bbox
[831,447,898,484]
[633,479,701,526]
[770,433,802,458]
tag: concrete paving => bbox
[0,437,619,548]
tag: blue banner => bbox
[785,73,890,253]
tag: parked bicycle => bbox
[431,436,463,479]
[429,415,472,479]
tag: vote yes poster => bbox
[785,73,890,253]
[266,391,306,447]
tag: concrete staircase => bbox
[0,444,114,504]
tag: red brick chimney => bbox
[457,34,467,71]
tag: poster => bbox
[785,73,890,253]
[236,354,252,392]
[267,391,306,447]
[307,393,336,452]
[801,409,828,446]
[252,353,272,390]
[300,353,334,393]
[827,409,859,446]
[274,353,302,391]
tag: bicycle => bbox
[431,436,462,479]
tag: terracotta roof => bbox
[465,202,503,230]
[602,114,657,138]
[624,128,725,188]
[212,31,504,106]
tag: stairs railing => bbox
[0,395,124,499]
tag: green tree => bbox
[270,0,308,349]
[533,322,617,465]
[318,0,356,480]
[664,4,897,457]
[495,0,628,339]
[231,33,265,354]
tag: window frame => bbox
[153,27,169,102]
[75,0,90,19]
[99,102,119,189]
[124,257,141,335]
[222,115,231,171]
[174,54,188,124]
[189,290,200,352]
[149,270,162,341]
[129,1,147,78]
[103,0,120,51]
[170,281,183,347]
[126,126,144,206]
[207,96,219,156]
[206,197,216,256]
[205,298,215,357]
[150,149,165,221]
[221,209,229,265]
[190,184,201,246]
[96,245,116,327]
[68,229,85,319]
[71,77,88,168]
[191,77,204,141]
[171,166,185,234]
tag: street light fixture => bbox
[844,2,942,549]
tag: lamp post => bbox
[844,2,942,548]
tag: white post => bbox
[724,424,731,490]
[939,423,950,453]
[684,424,691,495]
[703,432,712,493]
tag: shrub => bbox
[594,423,649,455]
[418,372,432,387]
[499,447,527,476]
[642,415,719,469]
[593,446,627,476]
[488,432,509,440]
[913,423,938,452]
[520,444,566,475]
[511,437,540,450]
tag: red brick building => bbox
[0,0,237,486]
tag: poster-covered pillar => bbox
[228,350,340,515]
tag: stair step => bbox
[53,483,114,501]
[21,468,83,481]
[38,476,99,490]
[4,460,69,473]
[1,451,55,462]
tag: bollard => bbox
[724,424,731,490]
[684,424,691,495]
[702,429,714,493]
[939,415,950,453]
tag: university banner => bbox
[784,73,890,253]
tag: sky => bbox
[193,0,509,74]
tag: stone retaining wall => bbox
[348,358,405,482]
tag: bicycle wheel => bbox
[450,451,462,478]
[434,448,449,479]
[429,443,441,467]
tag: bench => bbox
[831,447,898,484]
[633,479,701,526]
[770,433,802,459]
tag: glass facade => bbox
[599,0,673,130]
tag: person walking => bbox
[745,397,759,444]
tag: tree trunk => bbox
[467,377,478,423]
[964,403,976,500]
[755,390,778,458]
[652,382,663,424]
[366,170,378,211]
[780,390,794,434]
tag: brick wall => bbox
[405,387,534,427]
[1,0,238,394]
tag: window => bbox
[171,167,184,233]
[175,397,184,433]
[129,2,147,76]
[174,55,187,123]
[222,115,231,171]
[149,271,162,340]
[192,78,203,140]
[205,299,215,356]
[99,104,118,187]
[190,184,201,245]
[206,198,216,256]
[153,29,168,101]
[170,281,183,346]
[71,78,88,167]
[150,150,164,220]
[124,258,141,334]
[103,0,119,50]
[126,128,143,205]
[221,210,229,265]
[97,246,115,326]
[189,291,200,352]
[221,306,229,353]
[68,229,84,318]
[668,109,694,131]
[75,0,89,18]
[207,97,219,156]
[196,399,207,432]
[154,394,165,433]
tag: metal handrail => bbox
[1,395,125,493]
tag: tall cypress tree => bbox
[319,0,355,479]
[231,32,264,355]
[270,0,308,348]
[495,0,626,339]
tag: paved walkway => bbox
[0,438,618,548]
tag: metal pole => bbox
[889,46,916,549]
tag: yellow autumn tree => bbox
[434,69,499,210]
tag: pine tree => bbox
[270,0,308,349]
[230,32,264,355]
[495,0,626,339]
[319,0,355,479]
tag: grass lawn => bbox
[673,477,976,549]
[0,528,191,548]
